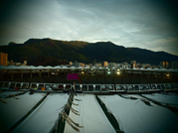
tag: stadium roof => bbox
[0,82,178,133]
[0,65,178,72]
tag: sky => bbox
[0,0,178,55]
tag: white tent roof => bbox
[84,66,90,69]
[70,66,76,69]
[78,66,84,69]
[143,93,178,108]
[104,66,109,69]
[153,68,159,70]
[36,65,44,69]
[160,68,167,71]
[64,94,116,133]
[167,68,177,72]
[0,65,7,69]
[28,65,36,69]
[61,65,68,69]
[13,94,69,133]
[91,66,96,69]
[0,91,24,98]
[0,92,46,132]
[53,65,61,69]
[112,67,116,69]
[6,65,18,70]
[146,67,152,70]
[17,66,28,70]
[98,95,178,133]
[45,66,53,69]
[98,66,103,69]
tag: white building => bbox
[108,62,116,69]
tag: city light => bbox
[108,71,111,74]
[166,74,170,77]
[117,71,120,75]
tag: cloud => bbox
[0,0,177,55]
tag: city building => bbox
[131,60,137,68]
[136,63,142,68]
[108,62,116,69]
[85,64,90,68]
[166,62,171,69]
[8,60,15,66]
[69,62,73,66]
[116,63,122,68]
[160,61,170,69]
[122,62,129,69]
[80,63,85,67]
[103,61,108,67]
[0,52,8,66]
[171,61,178,69]
[72,61,80,67]
[142,64,151,69]
[95,63,102,67]
[160,61,165,68]
[152,65,158,69]
[16,62,21,66]
[22,60,27,66]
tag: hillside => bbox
[0,38,178,65]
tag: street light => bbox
[166,74,170,77]
[117,71,120,75]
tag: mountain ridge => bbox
[0,38,178,66]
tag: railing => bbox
[29,82,72,91]
[0,81,29,89]
[74,84,115,92]
[0,81,177,92]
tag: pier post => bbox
[11,73,14,80]
[48,70,50,77]
[21,71,23,79]
[39,70,41,78]
[0,72,3,80]
[30,70,32,78]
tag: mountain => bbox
[0,38,178,65]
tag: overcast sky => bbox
[0,0,178,55]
